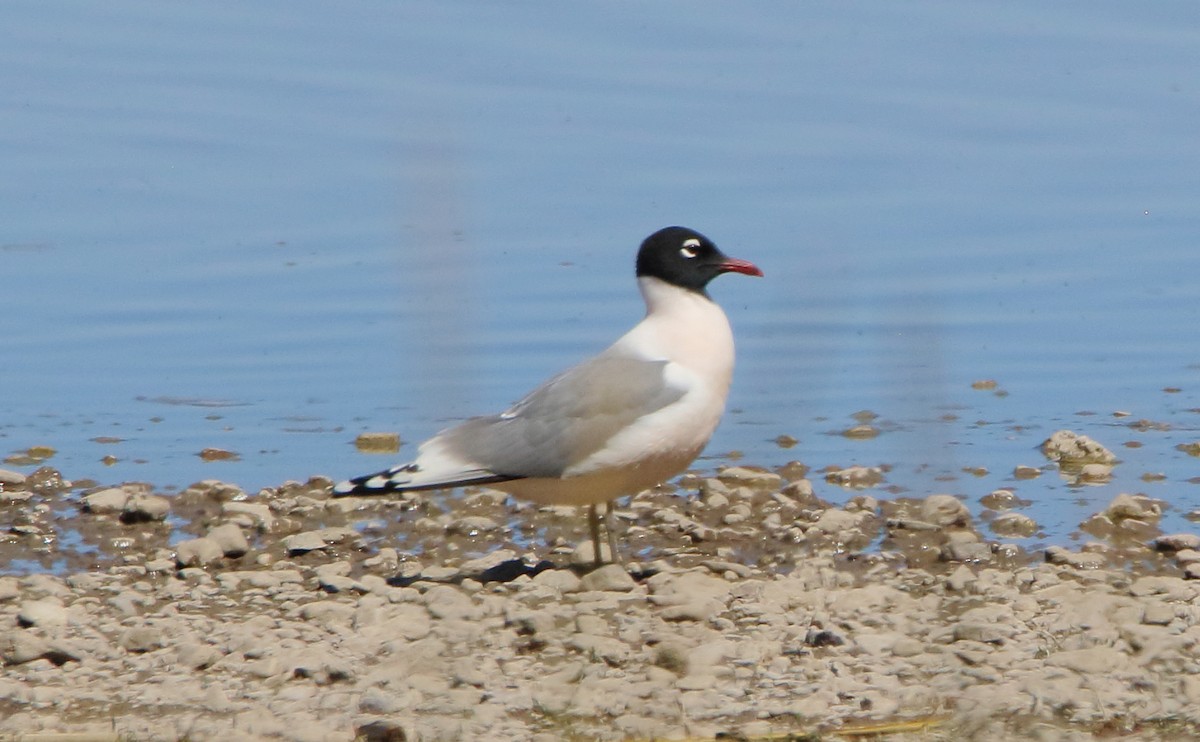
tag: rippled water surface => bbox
[3,2,1200,544]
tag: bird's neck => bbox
[631,276,735,387]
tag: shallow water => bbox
[2,1,1200,548]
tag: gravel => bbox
[0,465,1198,741]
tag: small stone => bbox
[990,512,1038,538]
[17,599,68,628]
[943,540,992,563]
[181,479,246,502]
[824,465,883,488]
[423,585,477,621]
[221,501,277,530]
[661,601,721,621]
[1040,430,1116,465]
[197,447,239,461]
[1175,442,1200,457]
[1045,546,1105,569]
[807,508,861,535]
[1077,463,1114,482]
[1154,533,1200,552]
[1104,493,1161,522]
[283,527,359,555]
[0,469,28,486]
[953,623,1005,644]
[717,466,784,489]
[121,493,171,523]
[175,537,225,567]
[579,564,636,593]
[980,489,1018,509]
[531,569,582,593]
[119,626,164,653]
[1173,549,1200,564]
[177,642,222,670]
[1013,465,1041,479]
[354,432,401,453]
[1142,603,1174,626]
[207,523,250,557]
[1186,562,1200,580]
[842,424,879,439]
[779,479,820,507]
[81,487,131,514]
[921,494,970,527]
[946,564,976,592]
[0,633,51,665]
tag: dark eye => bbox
[680,238,701,259]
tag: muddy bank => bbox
[1,457,1199,741]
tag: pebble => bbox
[921,494,970,527]
[1045,546,1106,569]
[118,626,164,653]
[221,501,277,530]
[1040,429,1117,464]
[990,512,1039,537]
[207,523,250,557]
[0,468,28,486]
[81,487,131,514]
[174,537,225,568]
[578,564,637,593]
[121,493,171,523]
[716,466,784,490]
[1154,533,1200,552]
[282,528,359,555]
[824,465,883,488]
[17,599,68,628]
[0,633,53,665]
[1104,493,1161,522]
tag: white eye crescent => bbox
[680,238,701,258]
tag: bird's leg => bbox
[589,503,604,566]
[604,500,622,567]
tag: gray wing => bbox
[435,353,686,478]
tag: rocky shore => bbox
[1,434,1199,741]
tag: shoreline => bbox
[1,464,1199,741]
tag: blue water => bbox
[3,1,1199,544]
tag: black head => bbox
[635,226,763,294]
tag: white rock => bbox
[717,466,784,490]
[175,537,225,567]
[1155,533,1200,552]
[17,599,68,627]
[921,494,970,527]
[206,523,250,557]
[122,493,171,522]
[82,487,131,514]
[1040,429,1116,464]
[0,468,27,486]
[990,511,1038,537]
[578,564,636,593]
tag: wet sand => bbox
[1,455,1199,741]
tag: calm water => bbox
[3,2,1200,545]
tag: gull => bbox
[333,226,762,566]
